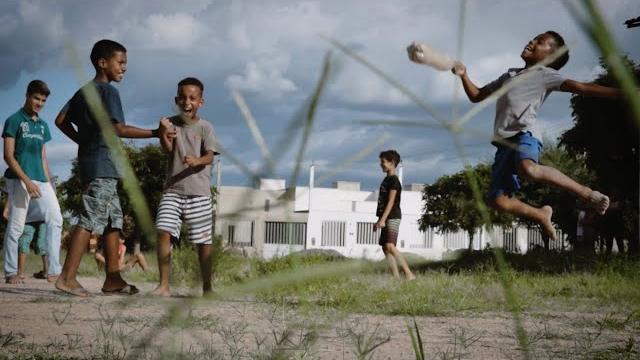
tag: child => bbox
[412,31,623,240]
[374,150,415,280]
[2,195,48,279]
[2,80,63,284]
[54,39,171,296]
[152,77,218,297]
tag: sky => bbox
[0,0,638,191]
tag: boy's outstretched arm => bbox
[113,123,160,138]
[184,150,214,168]
[559,80,624,98]
[453,63,495,103]
[55,110,80,144]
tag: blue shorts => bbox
[489,132,542,199]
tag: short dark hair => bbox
[178,77,204,93]
[26,80,50,97]
[90,39,126,69]
[379,150,401,167]
[545,31,569,70]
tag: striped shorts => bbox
[156,193,214,245]
[378,218,401,246]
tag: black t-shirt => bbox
[376,175,402,219]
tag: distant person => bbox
[374,150,415,280]
[2,80,63,284]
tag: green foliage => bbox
[58,144,168,249]
[419,163,512,249]
[561,58,640,251]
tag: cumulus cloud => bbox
[225,53,297,98]
[1,0,638,189]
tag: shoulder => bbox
[198,118,214,131]
[95,82,121,99]
[5,110,23,124]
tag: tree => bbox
[59,143,169,249]
[419,164,513,250]
[517,143,595,249]
[560,58,640,253]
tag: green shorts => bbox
[77,178,123,234]
[18,222,47,255]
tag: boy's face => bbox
[98,51,127,82]
[379,158,395,173]
[24,92,47,116]
[175,84,204,119]
[521,33,557,65]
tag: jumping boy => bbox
[375,150,415,280]
[2,80,63,284]
[54,39,170,296]
[152,77,218,297]
[411,31,624,240]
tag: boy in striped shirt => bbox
[152,77,218,297]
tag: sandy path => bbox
[0,276,637,359]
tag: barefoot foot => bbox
[150,286,171,297]
[589,191,610,215]
[5,275,24,284]
[540,206,557,241]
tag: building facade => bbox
[215,166,567,259]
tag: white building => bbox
[215,165,567,260]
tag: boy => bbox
[412,31,623,240]
[374,150,415,280]
[54,39,171,296]
[152,77,218,297]
[2,80,63,284]
[2,195,49,279]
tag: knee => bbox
[492,195,510,212]
[383,243,395,253]
[518,160,540,181]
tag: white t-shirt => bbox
[486,67,566,143]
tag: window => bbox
[228,225,235,245]
[265,222,306,245]
[412,227,433,249]
[321,221,346,247]
[228,221,254,247]
[443,231,467,249]
[356,222,380,245]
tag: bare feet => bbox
[589,191,610,215]
[406,273,416,281]
[17,273,25,280]
[150,286,171,297]
[5,275,24,284]
[540,205,557,241]
[47,275,59,283]
[55,277,91,297]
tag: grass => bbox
[12,247,640,318]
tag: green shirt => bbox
[2,108,51,182]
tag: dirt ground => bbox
[0,276,637,360]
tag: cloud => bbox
[123,13,211,52]
[225,53,297,98]
[0,2,65,89]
